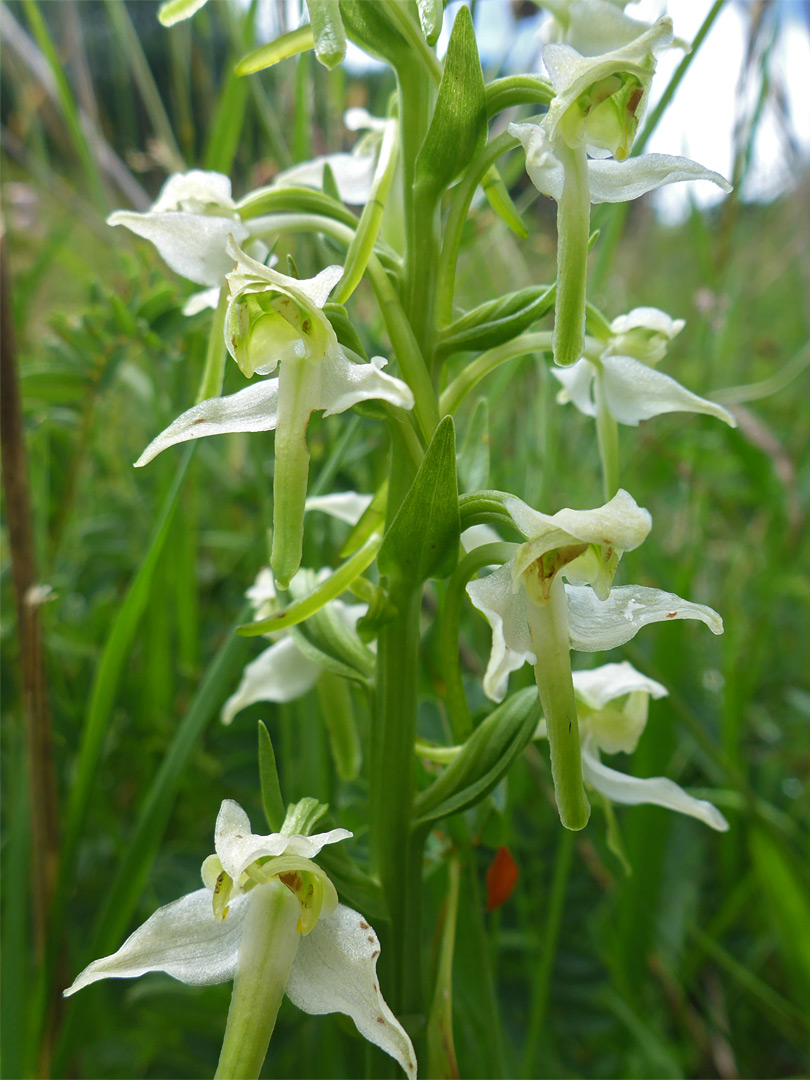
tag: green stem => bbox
[196,288,229,403]
[522,827,575,1076]
[316,671,362,782]
[594,366,620,499]
[552,140,591,368]
[526,576,590,831]
[372,587,422,1014]
[436,129,518,328]
[215,882,301,1080]
[440,332,553,416]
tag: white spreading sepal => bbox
[287,904,417,1080]
[553,354,737,426]
[585,153,732,203]
[134,379,279,467]
[582,744,730,831]
[221,637,320,725]
[108,171,247,287]
[63,888,249,996]
[566,583,724,652]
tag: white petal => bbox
[246,567,277,614]
[273,153,378,205]
[572,660,667,709]
[551,359,598,416]
[587,154,732,204]
[505,488,651,553]
[182,286,221,316]
[467,562,536,702]
[304,491,374,526]
[214,800,351,884]
[319,352,414,416]
[287,905,417,1080]
[134,380,279,467]
[600,354,737,426]
[63,888,249,996]
[609,307,684,340]
[221,638,320,725]
[108,210,247,287]
[151,170,235,213]
[566,584,724,652]
[582,748,729,830]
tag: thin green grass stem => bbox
[440,332,553,415]
[522,826,575,1077]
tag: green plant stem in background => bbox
[215,883,301,1080]
[594,366,620,499]
[522,827,576,1077]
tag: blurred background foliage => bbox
[1,1,809,1078]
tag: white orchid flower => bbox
[65,800,417,1080]
[467,489,723,830]
[223,493,373,726]
[107,169,276,315]
[135,240,413,587]
[552,306,737,427]
[508,19,731,367]
[536,661,729,830]
[272,109,393,206]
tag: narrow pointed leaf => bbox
[415,6,486,196]
[378,417,460,586]
[236,26,315,77]
[258,722,286,832]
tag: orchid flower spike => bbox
[553,306,737,427]
[508,18,731,367]
[467,489,723,830]
[65,800,417,1080]
[135,239,413,588]
[107,170,270,315]
[536,661,729,830]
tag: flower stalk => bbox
[214,881,301,1080]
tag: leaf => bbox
[258,721,286,832]
[339,0,408,67]
[414,6,486,197]
[378,417,460,587]
[235,25,315,77]
[438,284,555,358]
[305,0,346,69]
[323,301,370,361]
[414,687,540,826]
[481,163,527,238]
